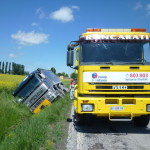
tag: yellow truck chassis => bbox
[67,28,150,127]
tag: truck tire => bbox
[133,115,150,127]
[74,113,87,126]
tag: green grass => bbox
[0,90,31,141]
[0,80,71,150]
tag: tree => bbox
[11,62,25,75]
[62,72,66,76]
[15,64,25,75]
[57,73,62,76]
[11,62,15,74]
[57,72,69,77]
[0,61,25,75]
[12,62,15,74]
[24,71,29,75]
[21,65,25,75]
[0,62,1,73]
[8,62,11,74]
[70,72,77,79]
[5,62,8,74]
[2,62,4,74]
[50,67,56,74]
[65,73,69,77]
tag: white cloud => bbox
[50,6,77,23]
[133,2,142,10]
[36,8,46,19]
[71,5,80,10]
[9,53,17,58]
[31,22,38,26]
[147,4,150,10]
[147,4,150,16]
[11,30,49,46]
[133,2,150,17]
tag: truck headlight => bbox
[82,104,93,112]
[147,105,150,112]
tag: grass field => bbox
[0,74,71,150]
[0,74,25,91]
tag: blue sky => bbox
[0,0,150,75]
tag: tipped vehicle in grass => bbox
[13,68,68,113]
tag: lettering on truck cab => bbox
[112,85,128,89]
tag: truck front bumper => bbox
[74,97,150,120]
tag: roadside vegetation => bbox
[0,74,71,150]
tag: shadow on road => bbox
[68,115,150,135]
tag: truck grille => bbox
[89,83,148,85]
[86,82,150,94]
[89,90,150,92]
[96,86,144,89]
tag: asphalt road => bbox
[66,106,150,150]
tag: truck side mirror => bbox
[67,44,74,51]
[67,50,74,66]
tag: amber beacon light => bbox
[86,28,146,32]
[131,28,146,32]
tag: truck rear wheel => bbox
[133,115,150,127]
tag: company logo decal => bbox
[125,73,149,82]
[91,73,107,82]
[92,73,98,78]
[81,34,150,41]
[112,85,128,89]
[83,72,150,83]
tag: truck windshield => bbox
[80,42,150,65]
[17,76,40,98]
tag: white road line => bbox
[66,105,77,150]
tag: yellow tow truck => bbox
[67,28,150,126]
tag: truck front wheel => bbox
[133,115,150,127]
[74,113,87,126]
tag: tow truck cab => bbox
[67,28,150,126]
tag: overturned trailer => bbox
[13,69,68,113]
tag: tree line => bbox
[50,67,77,79]
[0,61,27,75]
[0,63,76,77]
[50,67,69,77]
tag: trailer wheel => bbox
[133,115,150,127]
